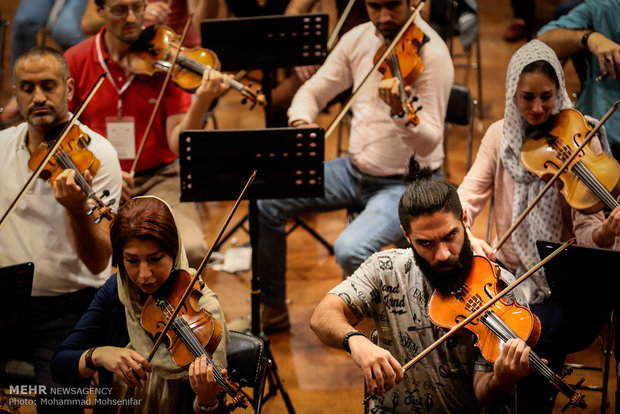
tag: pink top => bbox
[288,19,454,175]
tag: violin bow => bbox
[128,16,193,177]
[326,0,356,51]
[362,238,575,405]
[324,0,426,140]
[494,100,620,252]
[0,73,107,232]
[146,170,257,362]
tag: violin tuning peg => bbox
[412,96,419,102]
[416,105,423,112]
[561,401,573,412]
[107,198,116,207]
[575,377,586,388]
[94,216,102,225]
[241,98,247,105]
[102,189,110,198]
[86,206,95,216]
[561,366,573,378]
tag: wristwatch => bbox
[581,30,594,49]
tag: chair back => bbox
[227,330,269,413]
[446,83,473,126]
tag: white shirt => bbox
[0,121,123,296]
[288,18,454,175]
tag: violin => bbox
[27,122,115,223]
[521,108,620,213]
[428,256,587,410]
[374,23,424,126]
[141,268,248,410]
[126,25,266,108]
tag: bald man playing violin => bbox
[0,46,122,413]
[311,157,534,413]
[64,0,231,269]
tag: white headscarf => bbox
[114,196,228,412]
[499,40,572,304]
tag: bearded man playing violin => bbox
[63,0,232,269]
[241,0,454,333]
[311,156,533,413]
[0,46,122,413]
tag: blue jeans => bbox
[257,155,441,306]
[11,0,88,67]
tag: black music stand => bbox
[201,13,327,127]
[180,127,325,414]
[537,240,620,412]
[201,14,331,250]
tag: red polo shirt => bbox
[64,27,192,172]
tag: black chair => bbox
[443,83,475,178]
[226,330,269,413]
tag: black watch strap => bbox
[342,330,367,353]
[581,30,594,49]
[85,347,98,370]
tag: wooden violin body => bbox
[127,25,265,108]
[374,23,425,126]
[428,255,586,410]
[521,108,620,213]
[141,269,247,409]
[428,256,540,362]
[27,123,115,223]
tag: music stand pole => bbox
[180,127,324,414]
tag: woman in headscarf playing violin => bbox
[457,39,620,413]
[52,196,229,413]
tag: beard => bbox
[411,232,474,296]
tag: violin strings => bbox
[572,161,619,209]
[482,311,559,381]
[54,150,96,198]
[176,54,247,94]
[553,143,618,209]
[172,317,236,395]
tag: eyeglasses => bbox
[101,1,147,18]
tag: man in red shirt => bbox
[65,0,229,267]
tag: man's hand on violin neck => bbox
[378,77,408,115]
[53,169,89,214]
[492,338,533,387]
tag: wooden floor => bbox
[0,0,616,413]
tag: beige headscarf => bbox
[113,195,228,413]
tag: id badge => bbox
[106,116,136,160]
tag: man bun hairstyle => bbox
[398,155,462,233]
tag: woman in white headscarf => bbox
[52,196,229,414]
[457,39,620,413]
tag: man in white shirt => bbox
[239,0,454,332]
[0,46,122,413]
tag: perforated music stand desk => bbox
[200,13,328,72]
[179,127,324,414]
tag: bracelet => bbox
[342,330,367,353]
[196,399,219,412]
[84,347,98,371]
[581,30,594,49]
